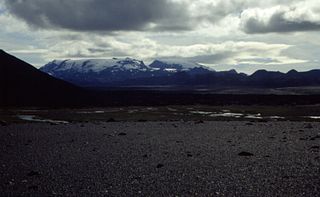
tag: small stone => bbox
[195,120,204,124]
[0,121,8,126]
[304,124,313,129]
[310,134,320,141]
[27,170,40,177]
[28,185,38,190]
[156,164,164,168]
[238,151,254,156]
[107,118,116,122]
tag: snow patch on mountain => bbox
[150,58,213,71]
[42,58,149,73]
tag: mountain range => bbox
[40,58,320,88]
[2,49,320,107]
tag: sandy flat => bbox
[0,121,319,196]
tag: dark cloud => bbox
[242,10,320,34]
[4,0,189,32]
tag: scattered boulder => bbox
[0,120,8,126]
[238,151,254,156]
[156,163,164,168]
[195,120,204,124]
[28,185,38,190]
[310,134,320,141]
[107,118,116,122]
[304,124,313,129]
[27,171,40,177]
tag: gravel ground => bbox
[0,121,319,196]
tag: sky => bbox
[1,0,320,74]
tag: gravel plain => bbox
[0,121,319,196]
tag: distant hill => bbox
[0,50,87,107]
[40,58,320,88]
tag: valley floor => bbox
[0,121,319,196]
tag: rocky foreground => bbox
[0,121,319,196]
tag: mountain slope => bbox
[40,58,167,86]
[0,50,86,107]
[40,58,215,86]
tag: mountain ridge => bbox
[40,57,320,88]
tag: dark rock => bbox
[137,119,147,122]
[310,134,320,141]
[118,132,127,136]
[187,153,193,157]
[107,118,116,122]
[28,185,38,190]
[156,164,164,168]
[238,151,254,156]
[304,124,313,129]
[245,122,254,126]
[195,120,204,124]
[27,171,40,177]
[0,120,8,126]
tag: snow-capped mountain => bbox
[40,58,213,86]
[149,59,213,73]
[40,58,157,86]
[41,58,150,74]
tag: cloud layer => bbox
[1,0,320,74]
[241,1,320,33]
[4,0,190,31]
[4,0,320,34]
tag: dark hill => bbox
[0,50,87,107]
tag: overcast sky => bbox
[1,0,320,73]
